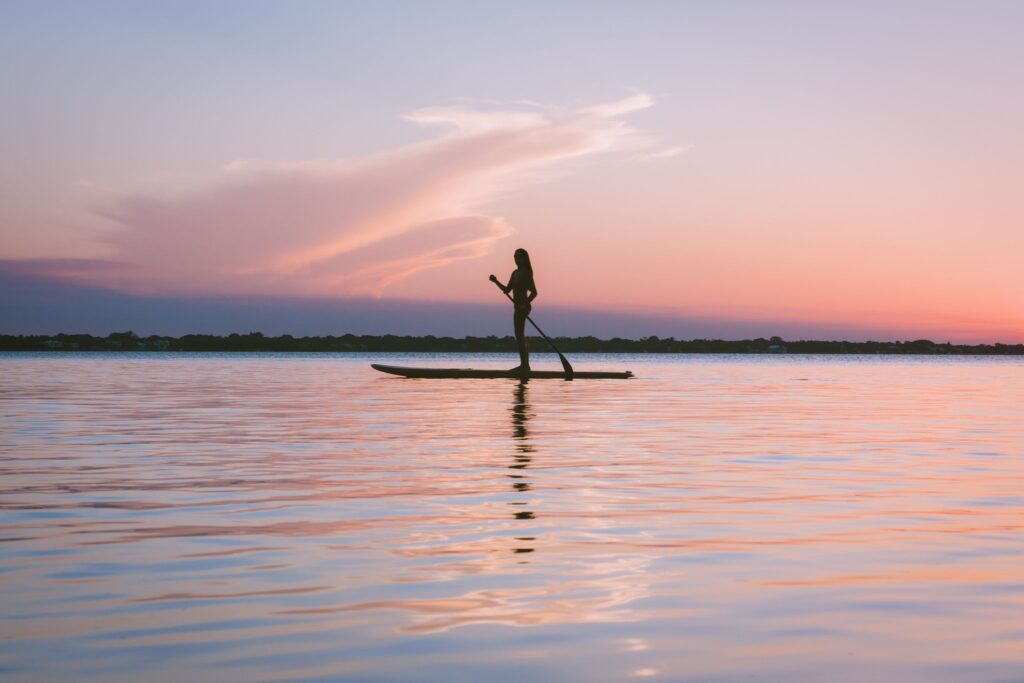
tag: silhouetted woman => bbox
[490,248,537,373]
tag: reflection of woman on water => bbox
[490,248,538,373]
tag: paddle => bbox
[491,279,574,380]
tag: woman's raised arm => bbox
[488,273,511,295]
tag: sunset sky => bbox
[2,1,1022,341]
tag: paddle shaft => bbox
[492,282,574,378]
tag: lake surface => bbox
[2,353,1024,682]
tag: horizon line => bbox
[5,331,1023,349]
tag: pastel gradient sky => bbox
[2,1,1022,341]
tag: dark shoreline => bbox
[2,332,1022,355]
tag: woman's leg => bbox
[514,309,530,370]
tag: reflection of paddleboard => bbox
[371,364,634,380]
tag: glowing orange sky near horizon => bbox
[387,101,1024,343]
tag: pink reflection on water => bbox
[1,354,1023,681]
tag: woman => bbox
[490,248,537,373]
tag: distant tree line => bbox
[1,331,1021,354]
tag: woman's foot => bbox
[508,365,531,374]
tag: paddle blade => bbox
[559,353,574,381]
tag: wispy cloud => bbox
[28,93,668,297]
[639,145,691,161]
[579,91,654,118]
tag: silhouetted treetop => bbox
[1,333,1020,355]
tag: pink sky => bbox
[1,3,1021,342]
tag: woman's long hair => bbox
[514,248,533,274]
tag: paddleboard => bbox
[371,364,633,379]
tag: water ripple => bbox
[1,353,1023,682]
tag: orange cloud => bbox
[65,94,665,297]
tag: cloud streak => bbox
[639,145,691,161]
[45,93,665,297]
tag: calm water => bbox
[2,353,1024,682]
